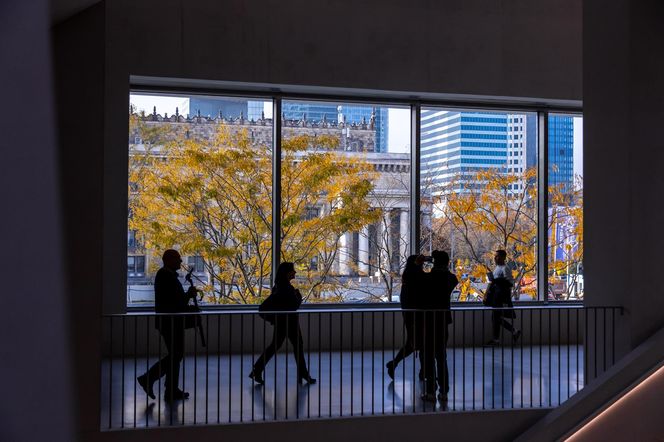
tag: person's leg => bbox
[500,317,515,333]
[164,328,184,395]
[390,338,414,366]
[386,313,415,378]
[287,319,313,381]
[145,329,170,383]
[491,310,502,341]
[252,320,287,376]
[138,328,170,399]
[436,327,449,396]
[419,343,436,395]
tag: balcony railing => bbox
[101,306,621,429]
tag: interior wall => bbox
[1,1,74,441]
[584,0,664,358]
[53,3,106,437]
[115,0,581,100]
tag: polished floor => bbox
[101,345,583,429]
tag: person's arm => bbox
[293,287,303,310]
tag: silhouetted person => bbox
[386,254,425,380]
[137,249,197,401]
[485,249,521,346]
[418,250,458,402]
[249,262,316,385]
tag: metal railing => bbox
[100,305,622,429]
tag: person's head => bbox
[494,249,507,266]
[432,250,450,268]
[405,255,418,268]
[274,262,296,286]
[162,249,183,271]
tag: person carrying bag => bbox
[250,262,316,385]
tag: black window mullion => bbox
[410,103,421,255]
[272,98,282,285]
[537,111,549,302]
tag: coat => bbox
[258,282,302,324]
[154,267,195,331]
[413,267,459,349]
[484,277,516,319]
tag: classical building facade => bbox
[128,109,410,303]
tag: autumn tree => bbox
[429,168,538,300]
[129,119,378,304]
[427,167,583,301]
[548,174,583,300]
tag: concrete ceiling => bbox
[50,0,100,24]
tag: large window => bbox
[420,109,538,301]
[127,91,580,306]
[548,114,583,300]
[128,93,273,305]
[280,100,410,302]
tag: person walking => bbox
[485,249,521,346]
[137,249,197,401]
[386,254,425,380]
[249,262,316,385]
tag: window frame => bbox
[127,85,582,307]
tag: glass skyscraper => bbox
[282,102,388,152]
[548,115,574,192]
[420,110,531,193]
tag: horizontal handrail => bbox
[104,305,623,317]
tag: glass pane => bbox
[548,114,583,300]
[281,100,411,303]
[420,109,538,301]
[128,93,273,306]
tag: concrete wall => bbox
[1,1,73,441]
[584,0,664,353]
[53,3,106,438]
[53,1,583,440]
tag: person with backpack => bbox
[484,249,521,346]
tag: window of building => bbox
[187,256,205,273]
[127,255,145,277]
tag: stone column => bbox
[379,210,392,273]
[358,226,369,275]
[338,232,350,275]
[399,209,410,268]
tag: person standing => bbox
[419,250,458,402]
[137,249,197,401]
[386,254,425,380]
[249,262,315,385]
[485,249,521,346]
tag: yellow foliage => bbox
[129,121,379,304]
